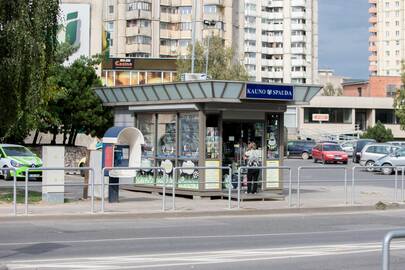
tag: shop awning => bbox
[95,80,322,106]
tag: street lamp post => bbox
[203,20,217,78]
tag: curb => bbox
[1,203,404,221]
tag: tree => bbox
[43,55,113,145]
[0,0,59,143]
[176,36,249,81]
[394,63,405,130]
[361,121,394,142]
[322,83,343,96]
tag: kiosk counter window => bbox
[136,114,155,185]
[157,114,176,159]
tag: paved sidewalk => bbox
[0,182,404,217]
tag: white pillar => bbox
[42,146,65,203]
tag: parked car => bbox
[0,144,42,180]
[374,148,405,175]
[386,141,405,147]
[312,143,348,164]
[286,140,316,160]
[359,143,401,171]
[352,139,376,163]
[340,140,357,157]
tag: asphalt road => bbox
[1,210,405,269]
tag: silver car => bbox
[340,140,357,157]
[360,143,401,171]
[374,148,405,175]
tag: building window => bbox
[128,1,151,11]
[126,53,151,57]
[179,22,192,31]
[375,109,398,124]
[304,108,352,124]
[126,35,151,45]
[245,3,256,11]
[179,39,191,47]
[127,19,150,28]
[179,6,192,15]
[109,5,114,13]
[106,21,114,31]
[386,84,398,97]
[204,5,218,14]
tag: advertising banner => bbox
[246,83,294,101]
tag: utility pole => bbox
[203,20,217,77]
[190,0,197,73]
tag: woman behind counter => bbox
[244,142,261,194]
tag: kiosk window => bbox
[206,115,220,159]
[157,114,176,158]
[267,114,280,160]
[179,113,199,159]
[137,114,155,158]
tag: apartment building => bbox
[103,0,236,58]
[369,0,405,76]
[241,0,318,84]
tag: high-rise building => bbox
[240,0,318,83]
[103,0,236,58]
[102,0,318,84]
[368,0,405,76]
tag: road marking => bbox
[0,226,397,247]
[6,241,405,269]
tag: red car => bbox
[312,143,348,164]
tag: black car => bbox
[352,139,376,163]
[287,140,316,160]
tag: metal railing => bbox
[297,166,348,208]
[237,166,292,209]
[382,230,405,270]
[171,166,232,210]
[0,167,17,215]
[24,167,95,215]
[101,167,165,212]
[351,166,403,205]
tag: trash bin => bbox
[109,177,119,203]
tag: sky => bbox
[318,0,370,79]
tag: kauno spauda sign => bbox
[245,83,294,101]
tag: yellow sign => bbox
[205,160,221,189]
[266,160,280,188]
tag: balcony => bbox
[369,26,377,33]
[268,0,284,7]
[291,35,306,42]
[291,71,306,78]
[368,6,377,14]
[369,35,377,42]
[369,16,377,24]
[291,47,306,54]
[368,55,377,61]
[203,0,224,6]
[126,10,152,20]
[263,47,284,54]
[179,30,192,39]
[262,23,284,31]
[126,26,151,37]
[261,71,284,78]
[126,43,152,54]
[245,9,257,16]
[244,45,256,52]
[291,59,306,66]
[369,0,377,3]
[262,12,283,20]
[369,65,377,72]
[291,0,307,7]
[368,45,377,52]
[291,11,306,19]
[261,35,283,43]
[160,45,177,56]
[262,59,283,66]
[203,13,224,22]
[291,23,306,31]
[244,57,256,65]
[245,33,257,41]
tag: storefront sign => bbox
[112,58,135,69]
[312,114,329,122]
[266,160,280,188]
[246,83,294,101]
[205,160,221,189]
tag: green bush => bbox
[361,121,394,142]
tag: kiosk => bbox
[95,80,322,198]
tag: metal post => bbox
[162,171,166,212]
[394,168,398,202]
[12,170,17,216]
[288,168,292,208]
[25,169,29,215]
[401,167,404,202]
[344,168,348,205]
[172,168,177,211]
[237,167,241,209]
[297,167,301,208]
[101,168,105,213]
[90,168,95,213]
[190,0,197,73]
[228,167,232,209]
[205,34,210,76]
[351,166,356,205]
[382,230,405,270]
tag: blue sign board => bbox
[245,83,294,101]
